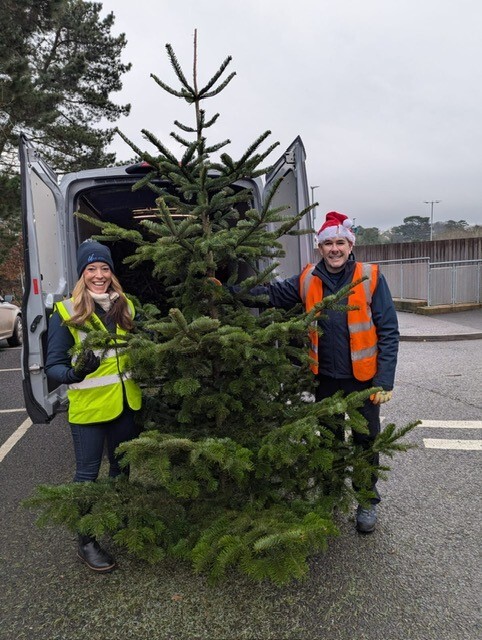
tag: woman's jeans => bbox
[70,409,140,482]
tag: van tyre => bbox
[7,316,22,347]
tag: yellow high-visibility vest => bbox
[55,297,142,424]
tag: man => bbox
[252,211,399,533]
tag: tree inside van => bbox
[25,34,416,585]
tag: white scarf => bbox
[88,290,120,312]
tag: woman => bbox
[45,239,142,573]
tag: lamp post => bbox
[423,200,441,241]
[310,185,319,230]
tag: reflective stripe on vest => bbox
[69,371,135,390]
[299,262,379,380]
[55,297,142,424]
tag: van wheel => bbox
[7,316,23,347]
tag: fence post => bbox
[427,262,431,306]
[478,262,481,304]
[452,263,457,304]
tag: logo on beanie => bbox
[87,253,103,264]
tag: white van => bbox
[20,134,314,423]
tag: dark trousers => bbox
[70,409,140,482]
[315,375,381,503]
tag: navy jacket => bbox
[249,259,399,390]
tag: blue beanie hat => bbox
[77,239,115,277]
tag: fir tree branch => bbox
[141,129,179,164]
[166,43,195,92]
[199,72,237,99]
[114,127,147,158]
[273,207,311,239]
[243,141,281,173]
[181,141,199,167]
[150,72,186,97]
[203,113,220,128]
[131,172,162,192]
[74,212,145,245]
[174,120,197,133]
[154,197,195,253]
[219,153,235,171]
[204,139,231,154]
[198,55,234,96]
[234,131,272,169]
[170,131,194,148]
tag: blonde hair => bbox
[70,273,134,331]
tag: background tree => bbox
[353,225,385,245]
[0,174,22,267]
[433,219,473,240]
[0,0,131,171]
[0,0,131,283]
[0,236,23,300]
[388,215,430,243]
[26,36,415,585]
[468,224,482,237]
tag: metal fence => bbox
[375,257,482,306]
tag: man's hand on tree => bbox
[370,390,393,405]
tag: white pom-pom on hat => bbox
[316,211,356,245]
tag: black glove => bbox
[74,349,100,379]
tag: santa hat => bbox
[316,211,356,245]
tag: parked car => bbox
[0,294,23,347]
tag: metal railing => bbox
[374,257,482,306]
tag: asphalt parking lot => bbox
[0,310,481,640]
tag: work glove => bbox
[74,349,100,379]
[370,390,393,405]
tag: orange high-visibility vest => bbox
[299,262,379,380]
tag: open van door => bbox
[20,134,69,423]
[264,136,314,278]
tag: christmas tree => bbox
[26,33,415,585]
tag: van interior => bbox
[71,179,255,307]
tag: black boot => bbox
[77,535,116,573]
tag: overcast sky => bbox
[99,0,481,230]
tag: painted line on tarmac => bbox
[419,420,482,429]
[0,418,33,463]
[0,408,27,413]
[423,438,482,451]
[0,368,22,372]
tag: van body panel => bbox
[264,136,313,278]
[20,134,69,422]
[20,135,312,422]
